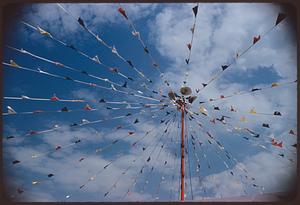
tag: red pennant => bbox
[187,43,192,50]
[84,104,93,110]
[118,7,128,19]
[253,35,261,44]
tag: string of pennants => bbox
[3,3,296,201]
[183,4,199,85]
[194,13,287,95]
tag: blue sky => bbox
[2,3,297,202]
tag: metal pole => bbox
[180,105,185,201]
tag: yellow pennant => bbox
[271,82,279,87]
[37,26,51,36]
[249,108,257,114]
[199,106,208,115]
[9,60,20,68]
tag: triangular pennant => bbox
[271,82,279,87]
[84,104,93,111]
[9,60,20,68]
[144,47,149,54]
[274,111,282,116]
[118,7,128,19]
[192,5,199,17]
[187,43,192,50]
[262,123,270,128]
[275,13,287,26]
[37,26,51,36]
[253,35,261,45]
[249,107,257,114]
[7,106,17,114]
[92,55,101,64]
[221,65,228,71]
[77,17,85,28]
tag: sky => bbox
[2,2,297,202]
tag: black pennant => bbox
[221,65,228,71]
[78,17,86,28]
[192,5,198,17]
[126,60,134,67]
[275,13,287,26]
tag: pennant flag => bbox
[271,139,283,148]
[251,88,262,92]
[274,111,282,116]
[37,26,51,36]
[289,129,295,135]
[12,160,20,164]
[153,63,159,67]
[109,67,119,73]
[188,96,197,104]
[199,106,208,116]
[65,76,73,81]
[61,107,69,112]
[92,55,101,64]
[126,60,134,67]
[220,95,225,99]
[185,59,190,64]
[147,156,151,162]
[275,13,287,26]
[132,31,140,37]
[187,43,192,50]
[253,35,261,44]
[79,157,85,162]
[6,136,15,140]
[7,106,17,114]
[77,17,86,28]
[32,181,39,185]
[111,84,117,91]
[221,65,228,71]
[118,7,128,19]
[81,70,88,75]
[84,104,93,111]
[20,95,30,99]
[48,174,54,177]
[17,188,24,194]
[249,107,257,114]
[134,119,139,124]
[111,46,118,54]
[99,99,106,103]
[192,5,199,17]
[67,44,77,51]
[9,60,20,68]
[144,47,149,54]
[202,83,207,87]
[230,106,236,112]
[262,123,270,128]
[271,82,279,87]
[214,106,220,110]
[81,119,89,124]
[128,131,135,135]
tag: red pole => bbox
[180,105,185,201]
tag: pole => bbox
[180,105,185,201]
